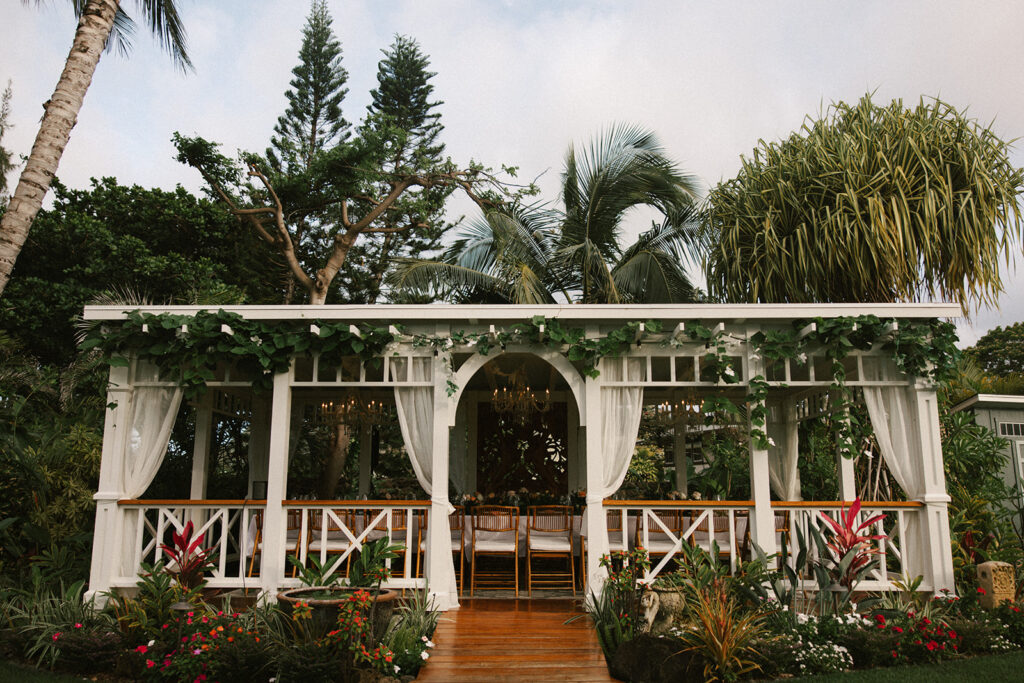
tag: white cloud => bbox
[2,0,1022,342]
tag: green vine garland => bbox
[82,309,958,459]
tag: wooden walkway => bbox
[416,598,617,682]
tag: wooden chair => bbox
[526,505,575,596]
[306,508,358,579]
[415,506,465,594]
[364,508,411,579]
[690,511,749,564]
[247,508,305,578]
[638,509,683,565]
[470,505,519,596]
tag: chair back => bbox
[473,505,519,533]
[606,509,625,532]
[528,505,571,533]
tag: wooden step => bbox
[416,598,616,683]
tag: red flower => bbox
[52,632,61,642]
[926,641,938,651]
[891,650,898,659]
[146,660,155,669]
[977,587,986,595]
[893,626,904,634]
[135,645,148,654]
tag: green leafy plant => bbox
[819,498,886,591]
[287,553,347,587]
[677,578,768,683]
[347,537,404,589]
[159,521,215,591]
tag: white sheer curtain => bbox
[391,357,458,597]
[766,400,801,500]
[247,398,271,497]
[597,357,646,497]
[121,360,183,574]
[860,357,926,572]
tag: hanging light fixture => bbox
[317,395,388,428]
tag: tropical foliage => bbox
[702,94,1024,310]
[388,123,702,304]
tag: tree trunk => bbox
[0,0,120,297]
[317,423,352,499]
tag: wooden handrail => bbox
[604,500,754,508]
[283,499,430,507]
[119,499,266,506]
[118,498,430,507]
[771,500,924,508]
[601,499,923,509]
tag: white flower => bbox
[421,651,430,660]
[767,437,777,447]
[724,366,736,377]
[394,666,401,674]
[797,352,807,364]
[148,640,155,647]
[426,640,435,648]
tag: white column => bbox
[258,371,292,599]
[834,403,857,501]
[584,359,608,592]
[566,398,580,492]
[190,393,214,500]
[246,397,270,498]
[908,380,955,593]
[426,348,458,609]
[747,356,776,557]
[449,402,467,495]
[673,423,688,495]
[86,363,132,603]
[358,425,372,497]
[466,398,478,494]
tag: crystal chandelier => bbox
[317,396,388,428]
[491,384,551,422]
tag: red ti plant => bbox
[819,498,886,590]
[159,520,215,590]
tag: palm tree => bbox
[388,124,702,304]
[0,0,191,297]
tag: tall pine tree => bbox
[344,35,451,303]
[266,0,349,174]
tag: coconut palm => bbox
[389,124,702,304]
[0,0,191,297]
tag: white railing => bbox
[603,501,755,582]
[772,501,923,592]
[283,501,429,590]
[117,499,264,589]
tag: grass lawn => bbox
[796,650,1024,682]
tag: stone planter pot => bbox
[642,585,687,634]
[277,586,400,638]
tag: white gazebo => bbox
[83,303,958,609]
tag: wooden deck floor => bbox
[416,598,617,683]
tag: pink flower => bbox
[52,632,61,641]
[73,623,83,629]
[146,660,155,669]
[135,645,148,654]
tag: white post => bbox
[673,421,688,495]
[86,363,132,602]
[566,398,580,492]
[190,393,213,500]
[584,336,608,592]
[466,398,478,494]
[259,371,292,598]
[747,356,776,557]
[449,402,467,495]
[908,380,956,593]
[358,425,372,497]
[246,397,270,498]
[834,403,857,501]
[426,347,458,609]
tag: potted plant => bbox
[278,537,403,639]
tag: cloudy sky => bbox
[2,0,1023,344]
